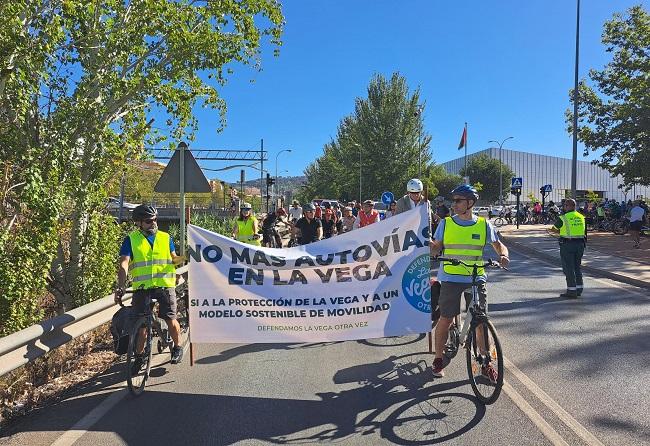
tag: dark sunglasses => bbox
[144,218,157,224]
[451,198,468,204]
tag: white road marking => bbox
[504,357,605,446]
[51,389,127,446]
[502,381,569,446]
[50,343,188,446]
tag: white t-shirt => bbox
[630,206,645,222]
[288,207,303,220]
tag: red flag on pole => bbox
[457,127,467,150]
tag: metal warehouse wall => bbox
[441,148,649,203]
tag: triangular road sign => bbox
[154,146,211,193]
[511,177,523,188]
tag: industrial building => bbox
[442,148,649,204]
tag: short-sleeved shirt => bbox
[119,231,176,258]
[322,218,336,238]
[288,207,302,220]
[295,217,322,245]
[433,215,499,284]
[630,206,645,222]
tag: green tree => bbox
[0,1,283,332]
[304,73,431,201]
[567,5,650,188]
[425,163,463,199]
[459,154,515,204]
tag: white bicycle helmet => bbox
[407,178,423,193]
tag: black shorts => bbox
[630,221,643,231]
[438,281,487,318]
[132,288,177,320]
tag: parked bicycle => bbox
[433,257,506,405]
[120,287,189,396]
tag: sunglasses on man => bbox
[451,198,468,203]
[143,218,157,224]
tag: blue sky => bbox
[174,0,645,183]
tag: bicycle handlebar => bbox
[434,256,507,270]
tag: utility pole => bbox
[571,0,581,199]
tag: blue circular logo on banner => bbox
[401,254,431,313]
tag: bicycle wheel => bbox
[176,291,189,334]
[465,319,503,405]
[126,316,153,396]
[613,220,628,235]
[493,217,506,227]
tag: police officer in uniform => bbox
[548,198,586,298]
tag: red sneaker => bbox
[432,358,445,377]
[481,364,498,384]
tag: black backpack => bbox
[110,306,134,355]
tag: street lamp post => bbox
[488,136,514,206]
[278,169,289,204]
[414,105,424,178]
[571,0,581,199]
[275,149,292,207]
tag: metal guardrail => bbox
[0,265,188,378]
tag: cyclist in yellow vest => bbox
[232,202,261,245]
[547,198,586,298]
[429,185,510,380]
[114,204,185,366]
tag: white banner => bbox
[188,205,432,343]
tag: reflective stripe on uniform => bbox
[444,243,485,250]
[129,259,173,269]
[442,254,483,261]
[132,272,176,282]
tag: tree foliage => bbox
[459,154,515,203]
[0,0,283,334]
[303,73,431,201]
[423,163,463,199]
[567,5,650,188]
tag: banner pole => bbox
[425,186,434,354]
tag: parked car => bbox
[472,206,490,218]
[488,206,504,218]
[320,200,340,209]
[107,197,139,210]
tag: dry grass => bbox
[0,324,119,428]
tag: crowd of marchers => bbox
[231,179,458,248]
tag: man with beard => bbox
[114,204,185,365]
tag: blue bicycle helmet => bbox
[450,184,479,202]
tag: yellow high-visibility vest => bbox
[236,217,261,246]
[129,230,175,289]
[559,211,585,239]
[442,217,487,276]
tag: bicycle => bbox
[121,288,189,396]
[261,226,281,248]
[433,256,506,405]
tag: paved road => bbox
[2,246,649,445]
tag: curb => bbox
[501,234,650,290]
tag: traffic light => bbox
[540,186,545,195]
[511,187,521,195]
[266,173,275,186]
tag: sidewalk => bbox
[498,224,650,289]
